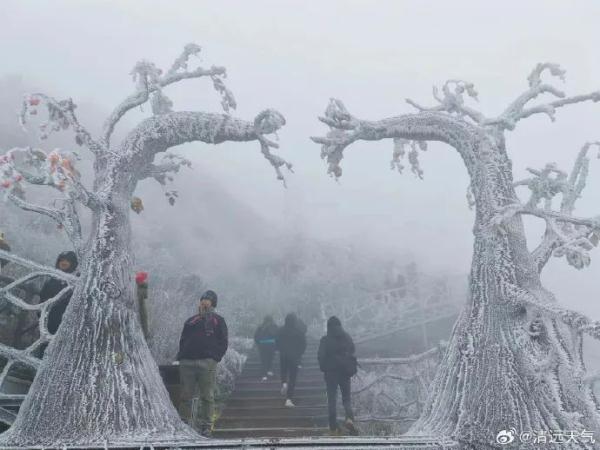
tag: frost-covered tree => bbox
[0,44,290,447]
[313,64,600,448]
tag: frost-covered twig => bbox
[406,80,485,124]
[486,63,600,130]
[141,154,192,185]
[20,94,105,153]
[514,142,600,271]
[102,43,231,147]
[6,193,83,255]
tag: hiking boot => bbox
[267,371,274,377]
[261,376,268,381]
[344,418,359,436]
[284,398,295,407]
[200,424,213,438]
[280,382,288,396]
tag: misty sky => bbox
[1,1,599,318]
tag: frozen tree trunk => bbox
[409,134,600,447]
[0,95,289,446]
[3,198,195,446]
[313,100,600,448]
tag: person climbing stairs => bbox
[214,339,335,438]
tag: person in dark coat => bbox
[0,232,11,270]
[254,315,278,380]
[176,289,228,436]
[39,251,78,335]
[318,315,358,435]
[276,313,307,407]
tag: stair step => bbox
[212,426,329,439]
[216,415,328,429]
[241,367,322,377]
[226,395,326,408]
[234,379,323,389]
[229,387,325,398]
[221,405,342,417]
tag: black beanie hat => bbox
[201,289,218,307]
[55,251,78,273]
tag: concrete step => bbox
[212,426,328,439]
[229,386,325,398]
[240,366,322,377]
[226,395,326,408]
[221,405,342,417]
[216,414,328,429]
[243,361,320,370]
[234,378,324,389]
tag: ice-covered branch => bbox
[141,153,191,185]
[125,109,291,185]
[487,63,600,130]
[19,94,105,153]
[5,193,83,256]
[406,80,485,124]
[312,98,475,178]
[102,43,232,147]
[505,284,600,341]
[0,343,40,370]
[515,142,600,271]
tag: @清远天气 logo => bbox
[496,428,517,445]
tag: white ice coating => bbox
[0,44,291,448]
[312,64,600,448]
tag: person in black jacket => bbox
[276,313,306,407]
[39,251,78,335]
[0,232,11,270]
[254,315,278,380]
[318,316,358,435]
[176,289,228,436]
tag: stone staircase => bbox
[214,340,332,438]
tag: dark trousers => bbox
[280,354,299,399]
[258,343,276,375]
[325,372,354,430]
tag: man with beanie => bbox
[176,289,228,437]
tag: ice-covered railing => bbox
[0,249,75,405]
[324,284,461,345]
[354,342,447,432]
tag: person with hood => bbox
[176,289,228,437]
[0,232,11,271]
[254,315,278,380]
[39,251,78,335]
[318,316,358,436]
[276,313,307,407]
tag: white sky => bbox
[1,0,599,317]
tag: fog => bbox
[1,0,599,316]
